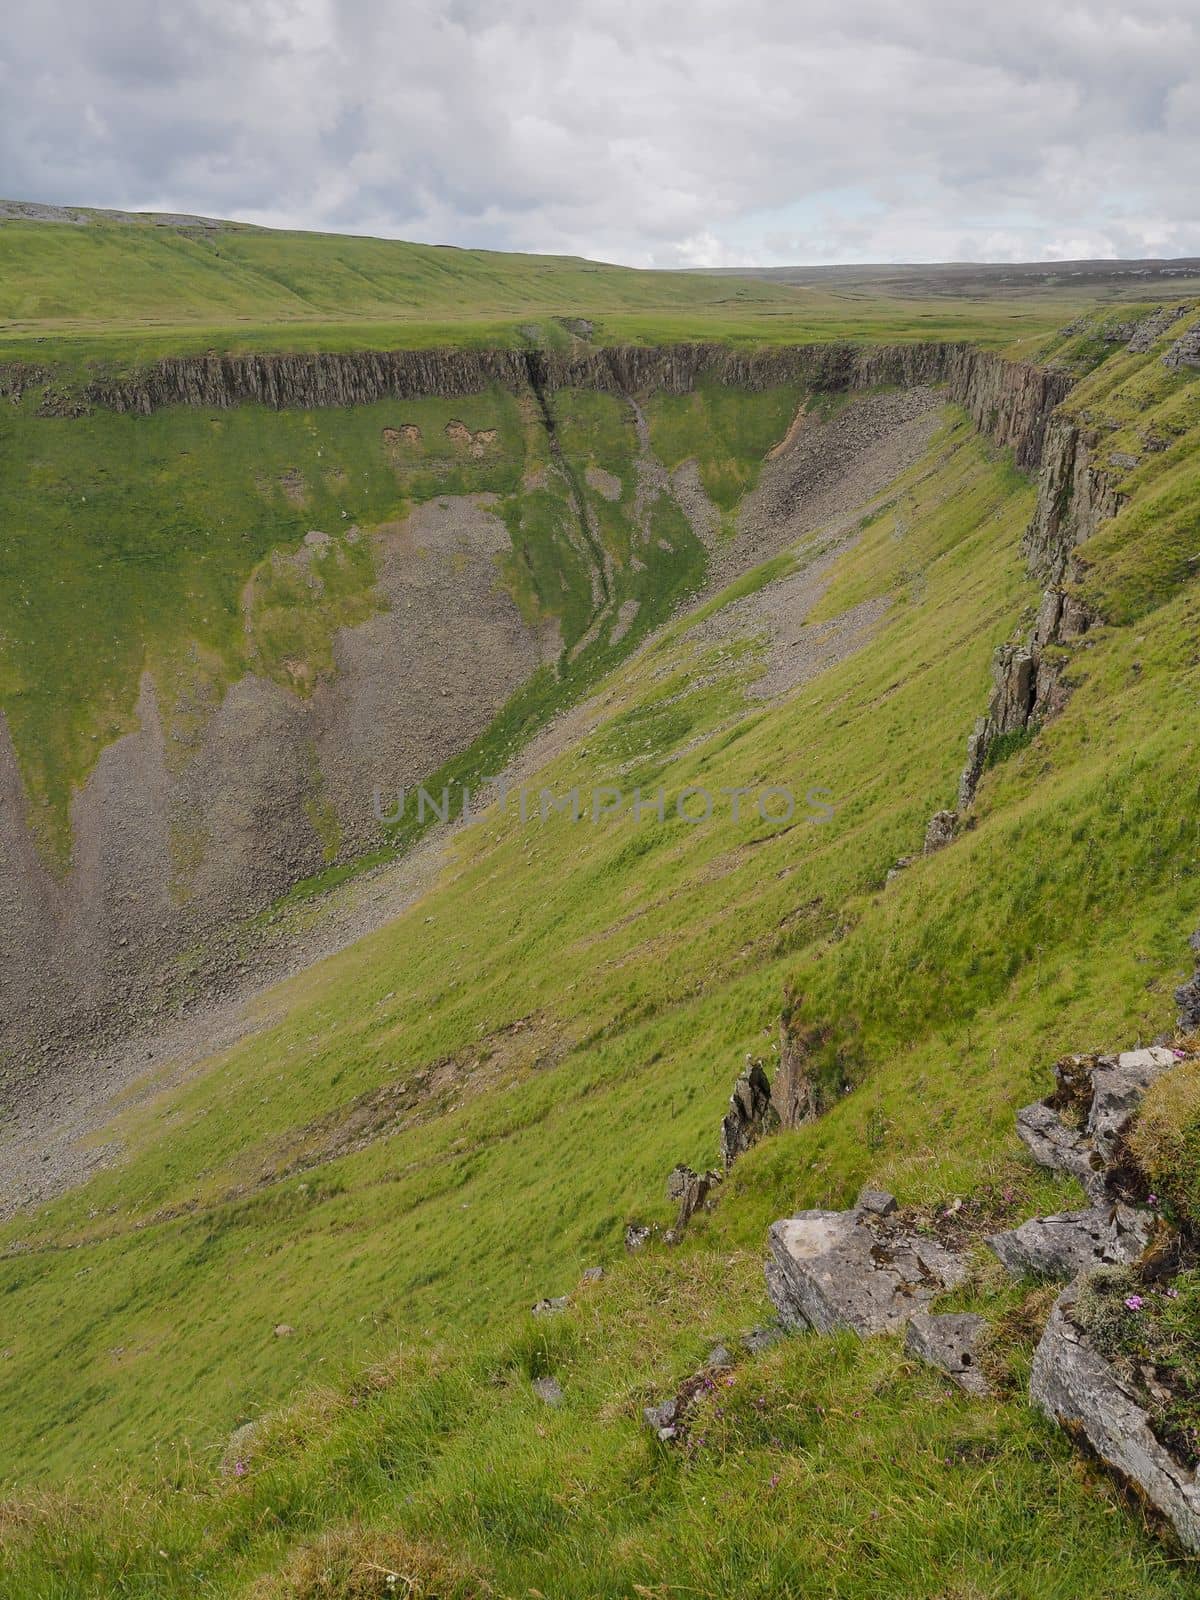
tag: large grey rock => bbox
[766,1207,968,1337]
[988,1204,1155,1280]
[1126,304,1190,354]
[1032,1289,1200,1554]
[905,1312,990,1396]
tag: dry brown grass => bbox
[248,1525,486,1599]
[1128,1058,1200,1232]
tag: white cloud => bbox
[1,0,1197,264]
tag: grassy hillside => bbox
[1,307,1199,1594]
[0,214,1080,366]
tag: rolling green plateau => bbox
[0,211,1108,368]
[1,213,1200,1598]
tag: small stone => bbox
[856,1188,898,1217]
[531,1295,569,1317]
[580,1267,604,1284]
[705,1344,733,1369]
[741,1323,785,1355]
[273,1323,294,1338]
[532,1376,563,1406]
[905,1312,990,1396]
[643,1398,678,1435]
[625,1223,651,1252]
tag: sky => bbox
[1,0,1198,268]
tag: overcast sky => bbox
[2,0,1198,267]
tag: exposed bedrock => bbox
[1031,1288,1200,1556]
[1023,411,1127,585]
[63,340,1071,473]
[957,401,1119,807]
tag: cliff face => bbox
[1023,412,1127,584]
[74,340,1070,470]
[958,395,1127,807]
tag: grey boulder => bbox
[1088,1049,1177,1162]
[766,1204,967,1337]
[1015,1100,1104,1201]
[987,1204,1155,1280]
[1032,1288,1200,1554]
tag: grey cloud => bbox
[0,0,1197,265]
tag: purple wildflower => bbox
[1124,1295,1145,1312]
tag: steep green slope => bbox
[1,304,1199,1594]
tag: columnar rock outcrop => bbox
[26,341,1069,472]
[719,1061,777,1170]
[771,994,833,1129]
[957,395,1114,805]
[1023,412,1127,586]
